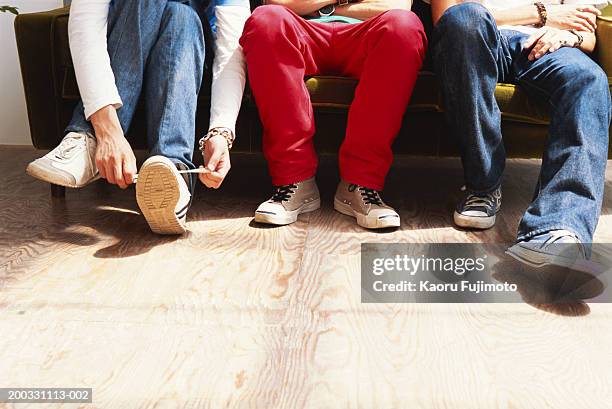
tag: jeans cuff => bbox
[516,225,588,244]
[465,181,502,195]
[170,158,195,170]
[65,123,94,136]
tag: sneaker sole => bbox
[453,211,496,230]
[26,162,100,188]
[254,198,321,226]
[334,199,400,229]
[135,161,186,235]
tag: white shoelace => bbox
[460,185,500,212]
[539,230,586,259]
[464,195,494,208]
[542,230,579,245]
[55,134,87,160]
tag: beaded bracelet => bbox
[199,127,235,153]
[534,2,547,28]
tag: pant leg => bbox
[65,0,171,135]
[239,5,332,186]
[510,46,612,243]
[333,10,427,190]
[143,1,206,170]
[431,3,513,194]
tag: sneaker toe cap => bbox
[370,208,400,219]
[26,159,77,187]
[255,201,285,215]
[460,210,490,218]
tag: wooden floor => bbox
[2,146,612,409]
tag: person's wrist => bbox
[530,4,542,25]
[199,127,234,153]
[90,105,122,139]
[90,105,115,124]
[205,134,227,148]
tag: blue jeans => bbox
[432,3,612,243]
[65,0,207,170]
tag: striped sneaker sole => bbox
[136,160,186,235]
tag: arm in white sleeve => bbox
[68,0,122,120]
[208,3,251,136]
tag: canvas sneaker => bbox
[333,180,400,229]
[454,186,502,229]
[26,131,99,188]
[506,230,588,269]
[135,155,192,235]
[254,177,320,225]
[502,230,604,304]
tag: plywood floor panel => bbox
[2,147,612,408]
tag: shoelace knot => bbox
[271,184,297,202]
[352,185,383,205]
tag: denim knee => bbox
[163,2,205,39]
[435,3,496,41]
[579,66,611,109]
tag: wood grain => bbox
[2,147,612,408]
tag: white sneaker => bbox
[26,132,99,188]
[135,155,191,235]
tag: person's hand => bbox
[523,27,579,60]
[199,129,231,189]
[546,4,601,32]
[90,105,137,189]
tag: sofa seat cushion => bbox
[495,83,550,125]
[305,72,441,112]
[304,73,611,126]
[305,74,551,125]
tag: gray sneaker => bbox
[254,177,320,225]
[333,180,400,229]
[504,230,606,302]
[506,230,595,273]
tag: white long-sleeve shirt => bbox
[209,4,250,135]
[68,0,250,136]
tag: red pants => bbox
[239,6,427,190]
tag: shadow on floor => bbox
[493,258,606,316]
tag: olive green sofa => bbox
[14,2,612,194]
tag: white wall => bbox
[0,0,63,146]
